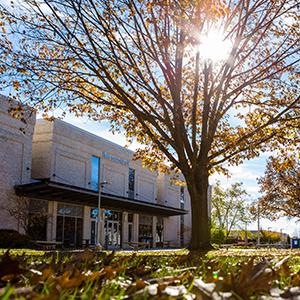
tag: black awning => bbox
[15,179,188,216]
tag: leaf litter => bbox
[0,249,300,299]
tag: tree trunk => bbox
[187,166,212,250]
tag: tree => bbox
[0,197,49,238]
[0,196,30,234]
[257,153,300,220]
[211,181,251,240]
[0,0,299,249]
[260,230,281,244]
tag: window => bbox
[28,199,48,241]
[128,213,133,242]
[180,217,185,247]
[105,210,121,221]
[180,187,185,246]
[57,203,83,217]
[156,217,164,242]
[139,215,153,243]
[128,168,135,199]
[91,156,100,191]
[180,186,185,209]
[128,213,133,223]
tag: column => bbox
[122,212,128,248]
[47,201,57,241]
[152,216,157,248]
[82,206,91,242]
[133,213,139,243]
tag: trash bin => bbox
[291,238,300,248]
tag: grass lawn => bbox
[1,248,300,299]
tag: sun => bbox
[198,29,232,62]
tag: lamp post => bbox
[96,181,108,248]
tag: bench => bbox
[156,240,172,248]
[123,241,151,251]
[162,241,171,248]
[35,240,62,250]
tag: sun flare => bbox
[198,29,232,62]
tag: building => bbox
[0,97,36,232]
[0,96,195,249]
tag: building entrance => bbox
[105,220,120,248]
[139,215,153,246]
[104,210,121,249]
[56,203,83,248]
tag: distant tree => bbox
[0,0,299,249]
[260,230,281,244]
[257,153,300,220]
[211,181,252,239]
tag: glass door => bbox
[64,217,76,247]
[112,221,120,246]
[128,223,133,242]
[104,210,121,249]
[56,216,83,248]
[139,215,153,247]
[56,203,83,248]
[105,220,121,249]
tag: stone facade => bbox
[0,96,35,232]
[32,119,158,197]
[157,173,192,246]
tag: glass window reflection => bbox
[91,156,100,191]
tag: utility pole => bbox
[96,181,102,248]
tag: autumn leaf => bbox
[12,80,21,91]
[0,251,24,283]
[56,269,83,289]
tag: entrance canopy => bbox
[15,179,188,216]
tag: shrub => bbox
[211,228,226,245]
[224,237,237,244]
[0,229,32,248]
